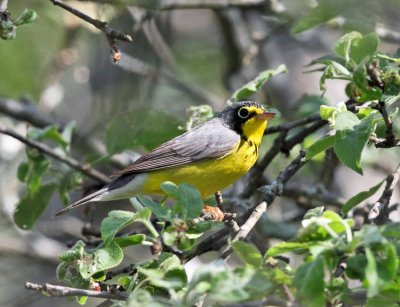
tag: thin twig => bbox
[0,126,110,184]
[368,163,400,224]
[259,150,307,204]
[264,113,321,135]
[376,101,395,143]
[49,0,131,61]
[219,201,267,260]
[283,182,344,208]
[0,96,61,128]
[243,119,327,198]
[25,282,129,300]
[50,0,131,42]
[0,0,8,12]
[369,135,400,148]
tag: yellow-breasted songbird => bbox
[55,101,275,219]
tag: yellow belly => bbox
[141,139,259,197]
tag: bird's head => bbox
[219,101,276,139]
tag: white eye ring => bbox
[238,108,249,118]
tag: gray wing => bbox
[113,118,240,175]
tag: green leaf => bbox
[176,183,204,220]
[346,254,367,280]
[57,262,90,290]
[14,9,38,26]
[100,210,135,245]
[266,242,309,257]
[105,110,181,155]
[334,32,380,64]
[341,180,385,215]
[79,241,123,279]
[14,182,57,229]
[305,135,334,160]
[59,240,85,262]
[114,234,146,248]
[231,65,287,100]
[231,241,263,268]
[334,112,374,174]
[61,121,76,153]
[132,207,159,238]
[304,206,325,219]
[334,32,363,60]
[350,33,380,64]
[292,255,325,307]
[27,126,68,147]
[160,181,179,197]
[138,195,174,221]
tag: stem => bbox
[0,125,110,184]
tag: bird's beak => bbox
[256,111,276,120]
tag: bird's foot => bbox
[203,205,225,221]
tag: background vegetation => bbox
[1,0,400,306]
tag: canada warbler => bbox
[55,101,275,218]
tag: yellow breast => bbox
[141,118,267,197]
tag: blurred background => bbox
[1,0,400,306]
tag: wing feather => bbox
[112,118,240,176]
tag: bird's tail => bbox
[54,188,108,217]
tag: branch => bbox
[25,282,129,300]
[49,0,132,61]
[0,96,60,128]
[369,135,400,148]
[0,126,110,184]
[219,201,267,260]
[259,149,307,204]
[242,119,327,198]
[264,113,321,135]
[184,149,309,262]
[283,182,344,209]
[0,0,8,12]
[368,163,400,224]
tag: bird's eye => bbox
[238,108,249,118]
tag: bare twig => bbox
[264,113,321,135]
[49,0,131,61]
[0,0,8,12]
[259,150,307,204]
[0,96,60,128]
[215,191,223,210]
[0,126,110,184]
[376,100,395,143]
[50,0,131,42]
[25,282,129,300]
[368,163,400,224]
[369,135,400,148]
[243,119,327,198]
[219,201,267,260]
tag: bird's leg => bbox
[201,191,225,221]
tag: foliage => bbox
[2,1,400,306]
[0,8,37,40]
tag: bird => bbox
[55,101,276,220]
